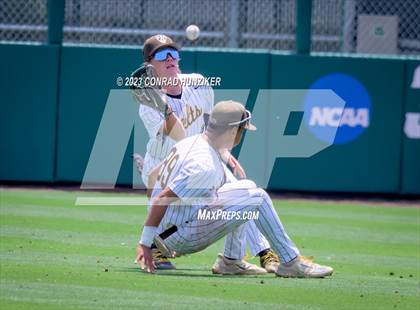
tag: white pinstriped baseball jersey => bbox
[139,73,214,184]
[152,134,226,230]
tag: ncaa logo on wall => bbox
[303,73,372,144]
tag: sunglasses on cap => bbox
[152,48,180,61]
[228,110,252,127]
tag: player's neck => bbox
[202,132,232,153]
[165,85,182,96]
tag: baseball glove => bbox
[130,64,169,116]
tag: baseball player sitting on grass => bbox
[135,100,334,278]
[132,34,281,273]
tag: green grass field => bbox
[0,188,419,309]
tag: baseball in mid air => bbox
[186,25,200,41]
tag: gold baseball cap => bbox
[209,100,256,131]
[143,34,179,61]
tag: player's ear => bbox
[234,126,245,145]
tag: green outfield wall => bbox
[0,44,60,182]
[0,43,419,194]
[401,60,420,194]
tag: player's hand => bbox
[227,156,246,179]
[130,64,168,115]
[135,244,156,273]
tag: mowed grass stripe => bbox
[2,211,420,245]
[3,226,418,272]
[1,204,147,226]
[1,245,417,282]
[0,235,133,257]
[3,213,417,248]
[283,213,418,231]
[285,222,419,245]
[1,214,138,235]
[2,189,144,212]
[291,235,420,260]
[3,188,419,222]
[278,200,420,214]
[277,203,420,224]
[3,203,418,234]
[2,200,418,245]
[0,225,136,249]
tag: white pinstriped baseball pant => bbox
[222,170,271,258]
[143,154,271,258]
[163,180,300,263]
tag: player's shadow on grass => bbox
[119,267,206,272]
[118,267,257,278]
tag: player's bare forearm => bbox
[137,188,178,273]
[219,148,232,161]
[162,111,186,141]
[145,187,179,227]
[219,148,247,179]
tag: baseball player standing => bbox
[133,34,280,272]
[136,100,334,278]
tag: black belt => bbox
[159,225,178,240]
